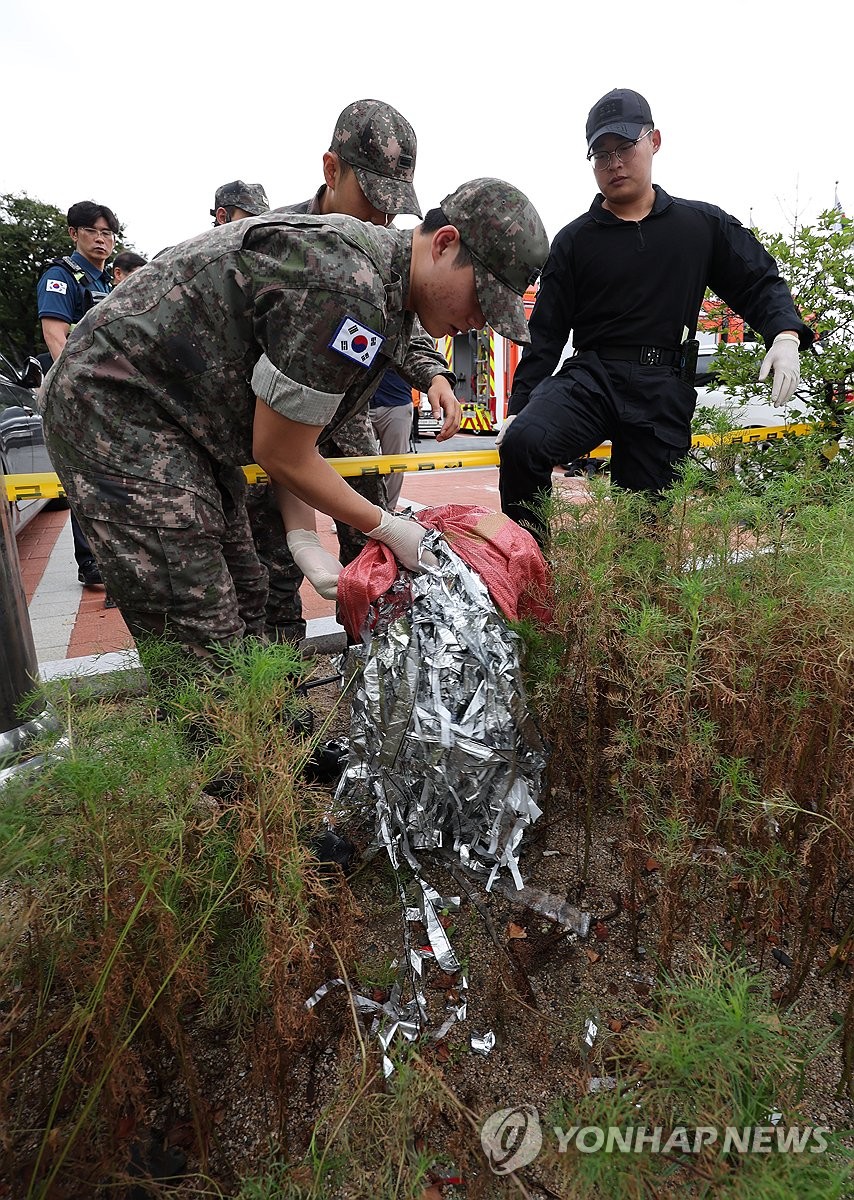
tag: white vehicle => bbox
[692,343,800,430]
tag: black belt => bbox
[582,344,680,366]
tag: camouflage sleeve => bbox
[252,354,345,425]
[252,283,387,426]
[398,330,455,393]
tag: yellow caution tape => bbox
[698,422,813,446]
[2,423,819,503]
[247,449,502,483]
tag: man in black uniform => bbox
[497,87,812,544]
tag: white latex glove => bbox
[366,510,438,571]
[758,333,801,405]
[495,414,517,447]
[286,529,342,601]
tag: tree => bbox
[696,209,854,487]
[0,192,69,363]
[705,207,854,413]
[768,208,854,414]
[0,192,136,367]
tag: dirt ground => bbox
[154,650,853,1198]
[21,651,844,1199]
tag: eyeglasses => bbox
[587,129,653,172]
[78,226,117,240]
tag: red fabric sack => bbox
[337,504,552,642]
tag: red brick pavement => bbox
[19,465,585,659]
[16,508,68,603]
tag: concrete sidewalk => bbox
[18,461,544,682]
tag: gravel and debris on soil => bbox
[169,650,849,1193]
[42,650,847,1198]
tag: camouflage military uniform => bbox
[41,213,451,655]
[246,184,451,641]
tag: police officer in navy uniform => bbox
[498,88,812,544]
[37,199,119,587]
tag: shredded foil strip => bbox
[309,530,553,1068]
[337,529,547,886]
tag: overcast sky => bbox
[4,0,848,260]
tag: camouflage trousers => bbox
[244,410,388,641]
[46,435,268,656]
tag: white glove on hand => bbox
[366,510,438,571]
[495,414,516,448]
[286,529,342,601]
[758,333,801,405]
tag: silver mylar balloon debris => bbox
[337,529,547,885]
[327,529,549,1066]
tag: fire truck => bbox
[418,287,538,436]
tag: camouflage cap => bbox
[331,99,421,219]
[210,180,269,217]
[441,178,549,345]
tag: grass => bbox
[0,640,358,1197]
[523,447,854,985]
[542,954,854,1199]
[1,442,853,1196]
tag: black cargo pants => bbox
[498,352,696,544]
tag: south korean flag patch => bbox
[329,316,384,368]
[46,279,68,294]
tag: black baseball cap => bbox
[586,88,653,150]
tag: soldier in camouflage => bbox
[250,99,447,644]
[205,179,271,640]
[41,178,548,659]
[210,180,269,226]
